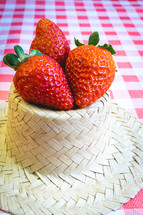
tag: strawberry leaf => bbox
[88,31,99,46]
[98,44,116,55]
[30,49,43,57]
[25,53,29,58]
[74,38,85,47]
[3,53,20,70]
[14,45,25,61]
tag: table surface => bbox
[0,0,143,214]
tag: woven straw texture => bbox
[0,86,143,215]
[6,84,111,175]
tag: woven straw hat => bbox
[0,83,143,215]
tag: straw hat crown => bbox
[6,83,111,175]
[0,83,143,215]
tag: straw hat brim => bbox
[0,101,143,215]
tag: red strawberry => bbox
[3,46,74,110]
[65,32,116,108]
[30,18,70,68]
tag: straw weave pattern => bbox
[6,84,111,175]
[0,85,143,215]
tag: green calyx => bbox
[74,31,116,55]
[3,45,43,71]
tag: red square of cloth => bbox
[124,189,143,209]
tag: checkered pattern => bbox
[0,0,143,214]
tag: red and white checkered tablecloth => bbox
[0,0,143,214]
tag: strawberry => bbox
[65,32,116,108]
[30,18,70,68]
[3,46,74,110]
